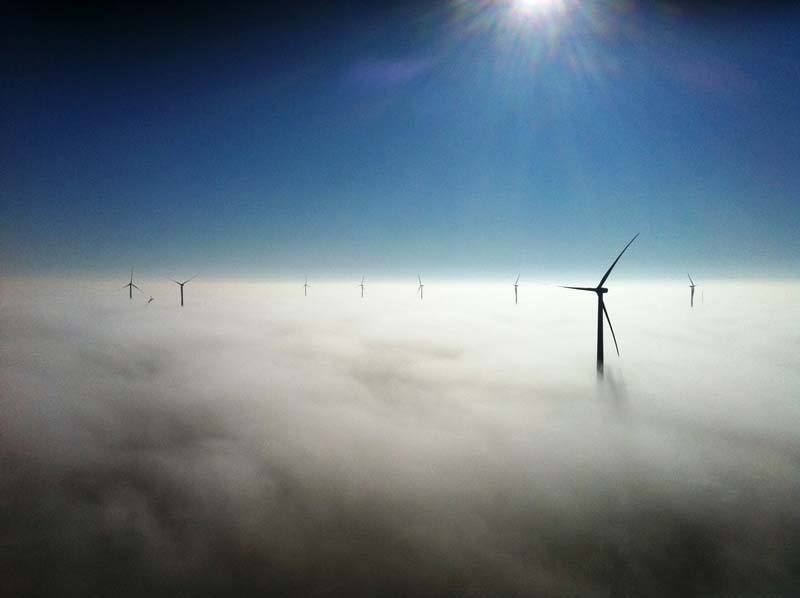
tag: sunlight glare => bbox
[511,0,565,18]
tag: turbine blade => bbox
[688,273,694,286]
[515,274,520,284]
[168,278,180,285]
[560,286,596,292]
[132,283,142,292]
[598,233,639,287]
[418,274,422,285]
[602,303,620,357]
[183,273,199,284]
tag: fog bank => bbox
[2,278,800,596]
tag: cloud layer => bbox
[2,278,800,596]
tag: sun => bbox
[510,0,566,18]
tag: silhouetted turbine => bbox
[417,275,424,301]
[123,267,142,300]
[513,274,520,305]
[358,276,365,298]
[688,274,696,308]
[169,274,198,307]
[304,276,310,297]
[561,233,639,373]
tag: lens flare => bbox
[447,0,634,81]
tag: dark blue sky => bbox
[3,1,799,279]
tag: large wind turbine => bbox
[170,274,198,307]
[513,274,520,305]
[417,275,424,301]
[358,276,365,298]
[123,267,142,300]
[688,274,696,308]
[561,234,639,373]
[304,276,310,297]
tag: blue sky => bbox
[2,1,799,279]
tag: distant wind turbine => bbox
[123,267,142,300]
[304,276,310,297]
[688,274,696,308]
[513,274,520,305]
[169,274,198,307]
[358,276,365,298]
[561,234,639,373]
[417,275,424,301]
[147,296,155,305]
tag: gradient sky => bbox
[2,1,799,279]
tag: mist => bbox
[2,278,800,596]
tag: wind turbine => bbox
[123,267,142,300]
[358,276,365,298]
[304,276,310,297]
[417,275,424,301]
[169,274,198,307]
[688,274,696,308]
[561,234,639,373]
[513,274,520,305]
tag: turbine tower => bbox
[417,275,424,301]
[688,274,696,308]
[358,276,365,298]
[561,234,639,373]
[304,276,310,297]
[513,274,520,305]
[123,267,141,300]
[170,274,198,307]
